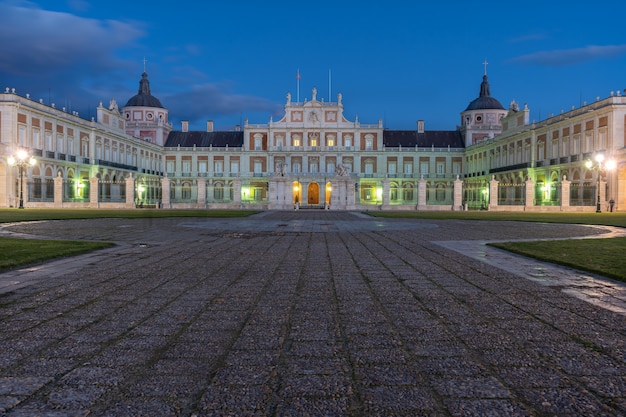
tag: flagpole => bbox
[296,69,300,102]
[328,69,331,102]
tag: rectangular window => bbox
[420,162,429,176]
[45,132,53,150]
[230,161,239,174]
[254,161,262,174]
[436,162,444,175]
[293,138,301,147]
[214,161,223,174]
[33,129,41,149]
[166,161,175,174]
[365,138,373,150]
[388,162,396,175]
[327,138,334,147]
[199,161,207,173]
[404,163,413,175]
[572,135,579,155]
[182,161,191,174]
[19,125,26,147]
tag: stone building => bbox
[0,70,623,211]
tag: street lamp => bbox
[7,149,36,209]
[585,153,616,213]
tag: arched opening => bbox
[308,182,320,205]
[293,181,301,204]
[325,182,332,205]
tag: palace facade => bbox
[0,71,624,211]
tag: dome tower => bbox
[122,69,171,146]
[459,64,507,147]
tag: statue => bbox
[109,98,119,112]
[336,164,350,176]
[275,161,287,176]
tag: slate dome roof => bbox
[124,72,164,108]
[465,75,504,111]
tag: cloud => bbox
[0,2,281,128]
[510,44,626,67]
[0,2,146,113]
[165,83,283,128]
[0,3,143,75]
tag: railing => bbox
[94,159,137,171]
[489,162,530,174]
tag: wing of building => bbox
[0,71,624,211]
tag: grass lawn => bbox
[0,237,114,272]
[0,209,624,282]
[489,238,626,281]
[367,211,626,283]
[0,208,258,273]
[0,208,260,223]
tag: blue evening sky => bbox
[2,0,626,132]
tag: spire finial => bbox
[143,57,147,73]
[483,59,488,76]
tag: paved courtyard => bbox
[0,211,625,416]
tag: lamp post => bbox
[7,149,36,209]
[585,153,616,213]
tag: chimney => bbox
[206,120,214,132]
[417,120,424,133]
[182,120,189,132]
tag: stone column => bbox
[489,175,499,210]
[89,176,99,208]
[233,178,242,206]
[125,174,135,208]
[161,177,171,208]
[525,177,535,209]
[453,175,463,211]
[54,173,63,208]
[381,177,390,209]
[197,178,206,206]
[417,176,427,209]
[560,175,570,209]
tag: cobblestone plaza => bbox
[0,212,625,416]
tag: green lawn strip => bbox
[366,211,626,281]
[488,237,626,282]
[366,211,626,228]
[0,209,259,223]
[0,237,115,272]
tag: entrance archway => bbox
[293,181,301,204]
[325,181,332,205]
[308,182,319,205]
